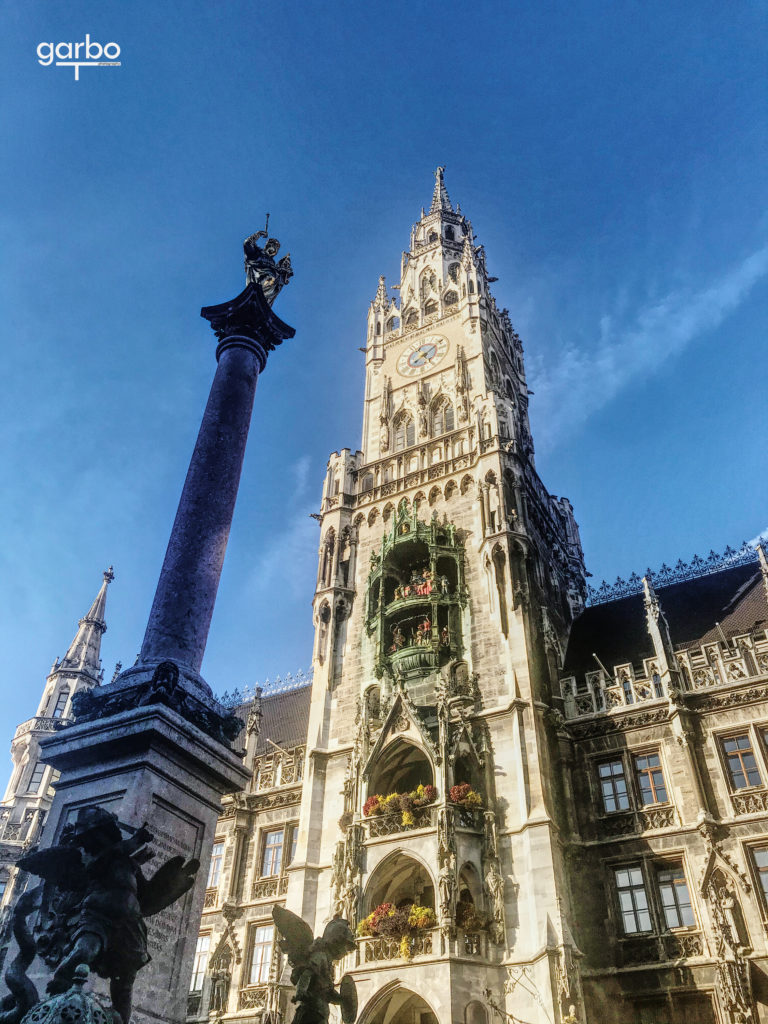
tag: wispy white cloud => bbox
[750,525,768,547]
[529,244,768,449]
[246,456,319,599]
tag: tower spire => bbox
[59,567,114,681]
[430,165,453,213]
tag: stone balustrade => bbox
[365,806,435,839]
[561,628,768,720]
[251,875,289,900]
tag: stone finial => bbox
[373,275,388,309]
[103,566,114,584]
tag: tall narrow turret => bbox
[0,568,114,957]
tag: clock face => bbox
[397,335,449,377]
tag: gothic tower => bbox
[0,567,113,950]
[288,169,588,1024]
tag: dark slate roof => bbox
[248,685,312,756]
[563,564,766,680]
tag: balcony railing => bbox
[13,716,68,740]
[561,627,768,720]
[730,788,768,815]
[238,985,270,1011]
[203,888,218,908]
[365,806,435,839]
[595,805,677,839]
[619,931,704,966]
[252,875,289,900]
[359,930,434,964]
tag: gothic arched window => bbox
[444,290,458,307]
[448,263,460,283]
[404,309,418,328]
[433,402,455,436]
[445,226,455,240]
[424,300,438,317]
[420,269,437,302]
[394,416,415,451]
[386,316,400,332]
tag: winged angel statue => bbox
[2,806,199,1024]
[272,907,357,1024]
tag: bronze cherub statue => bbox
[12,806,199,1024]
[272,906,357,1024]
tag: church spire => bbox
[59,567,114,682]
[429,165,453,213]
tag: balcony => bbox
[251,875,289,900]
[619,931,704,966]
[596,805,677,839]
[365,806,435,839]
[13,716,68,740]
[358,929,435,964]
[238,985,271,1011]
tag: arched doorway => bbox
[363,986,439,1024]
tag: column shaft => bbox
[140,339,264,673]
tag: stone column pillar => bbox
[33,278,295,1024]
[139,282,295,684]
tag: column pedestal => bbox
[37,706,250,1024]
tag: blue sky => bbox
[0,1,766,737]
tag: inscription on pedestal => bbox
[134,799,202,1024]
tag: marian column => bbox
[32,233,295,1024]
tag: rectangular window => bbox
[656,864,695,928]
[207,840,224,888]
[190,934,210,991]
[635,752,668,805]
[261,830,284,877]
[753,848,768,905]
[615,866,652,933]
[598,759,630,813]
[722,734,762,789]
[27,763,46,793]
[51,690,69,718]
[248,924,274,985]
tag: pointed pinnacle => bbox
[430,166,453,213]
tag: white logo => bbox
[37,36,121,80]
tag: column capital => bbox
[200,282,295,369]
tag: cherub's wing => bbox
[272,906,313,965]
[138,856,200,917]
[17,847,85,891]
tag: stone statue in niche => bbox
[485,860,505,944]
[243,216,293,306]
[210,966,231,1013]
[272,907,357,1024]
[11,806,199,1024]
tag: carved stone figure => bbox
[12,805,199,1024]
[485,861,505,944]
[210,968,231,1013]
[438,857,456,920]
[272,907,357,1024]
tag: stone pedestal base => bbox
[35,705,250,1024]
